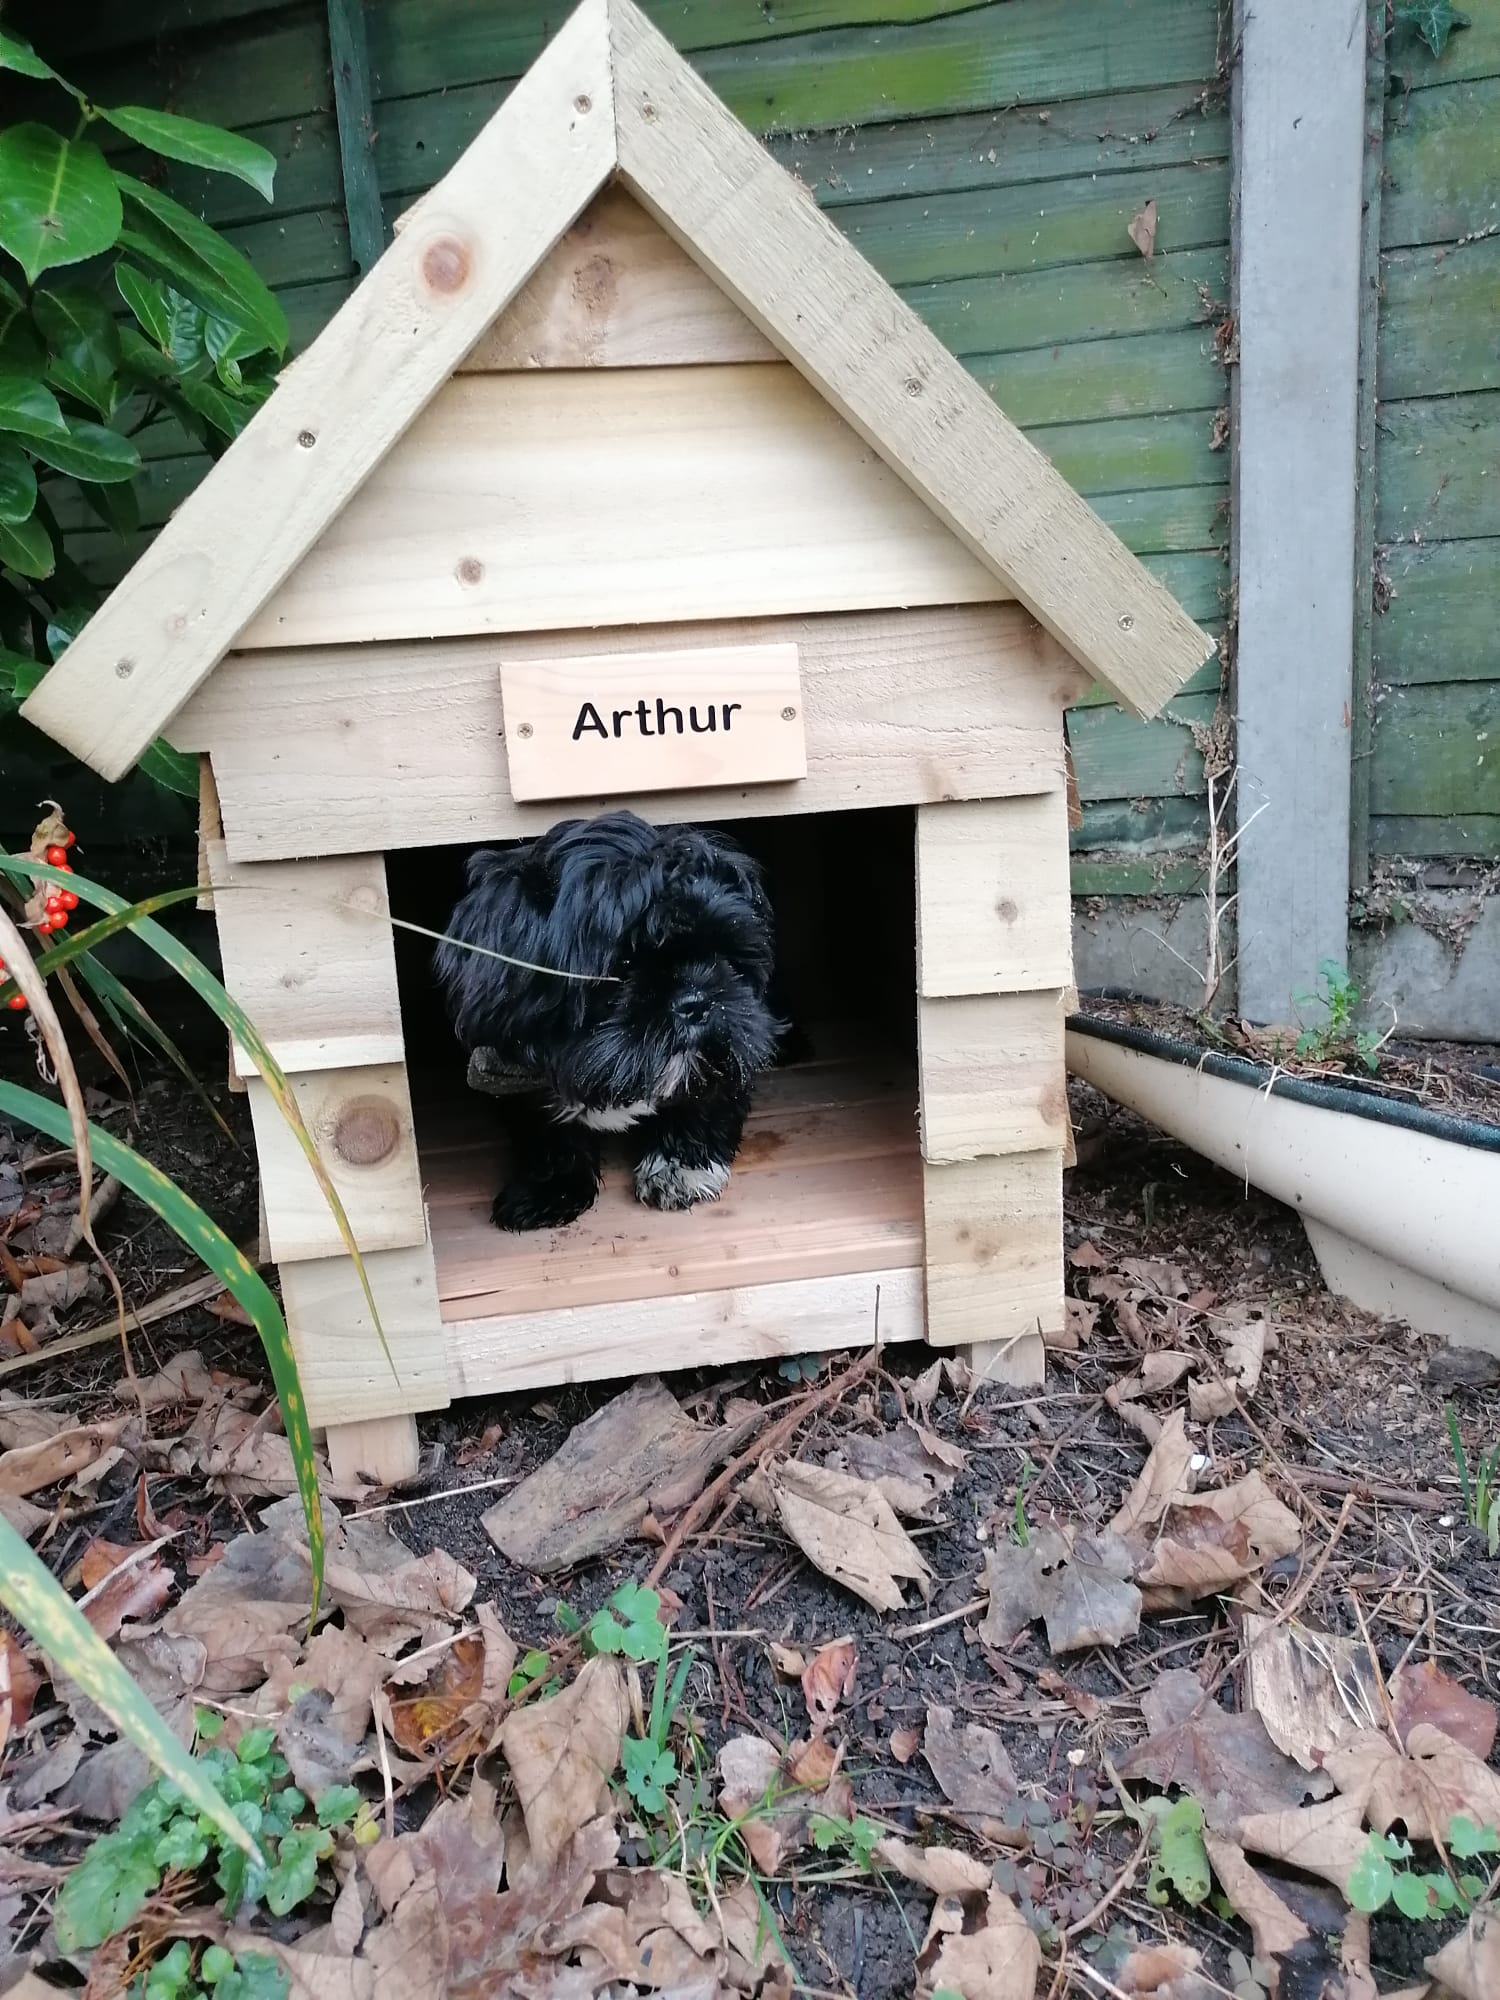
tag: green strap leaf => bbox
[0,1509,260,1861]
[101,107,276,203]
[0,511,54,579]
[0,439,37,525]
[26,415,140,484]
[115,173,286,358]
[74,950,236,1144]
[0,1077,324,1623]
[0,369,67,441]
[0,126,122,284]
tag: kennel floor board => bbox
[416,1046,923,1322]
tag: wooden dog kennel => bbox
[23,0,1213,1485]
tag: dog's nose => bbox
[674,988,710,1025]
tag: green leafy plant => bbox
[809,1813,882,1873]
[0,28,286,792]
[507,1646,559,1702]
[1445,1403,1500,1554]
[1144,1795,1211,1908]
[1292,960,1382,1073]
[1347,1816,1498,1920]
[1012,1454,1037,1546]
[1393,0,1470,58]
[132,1938,286,2000]
[589,1582,695,1818]
[56,1721,361,1988]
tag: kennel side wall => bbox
[188,191,1083,1456]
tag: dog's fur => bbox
[435,812,782,1231]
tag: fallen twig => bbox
[0,1260,258,1380]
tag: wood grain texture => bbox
[280,1234,449,1426]
[236,363,1006,649]
[169,604,1086,862]
[422,1049,922,1321]
[443,1266,923,1397]
[205,843,404,1076]
[248,1063,426,1263]
[325,1414,420,1486]
[917,990,1069,1162]
[915,793,1074,998]
[921,1149,1063,1379]
[464,183,776,367]
[610,0,1213,716]
[499,640,806,801]
[21,0,618,778]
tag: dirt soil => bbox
[4,1054,1500,1999]
[1083,992,1500,1131]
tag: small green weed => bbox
[55,1715,365,1975]
[133,1940,285,2000]
[1292,961,1382,1073]
[809,1813,882,1872]
[588,1582,694,1818]
[1143,1795,1211,1909]
[1347,1816,1499,1920]
[1446,1403,1500,1554]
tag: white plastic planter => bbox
[1066,1017,1500,1354]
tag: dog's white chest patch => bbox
[562,1098,656,1132]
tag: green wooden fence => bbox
[1369,13,1500,866]
[16,0,1234,901]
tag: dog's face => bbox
[436,812,781,1112]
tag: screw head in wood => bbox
[297,429,316,449]
[781,706,797,720]
[1118,612,1135,631]
[575,93,592,112]
[517,722,534,738]
[115,658,134,678]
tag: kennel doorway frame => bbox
[20,0,1213,1486]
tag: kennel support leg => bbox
[914,791,1073,1385]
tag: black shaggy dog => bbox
[435,811,783,1231]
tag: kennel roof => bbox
[23,0,1215,781]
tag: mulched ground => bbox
[4,1045,1500,1997]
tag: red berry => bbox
[49,909,68,929]
[44,895,61,913]
[59,890,79,910]
[63,830,75,848]
[56,861,72,874]
[7,993,26,1010]
[44,844,67,867]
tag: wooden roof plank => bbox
[21,0,617,778]
[607,0,1213,717]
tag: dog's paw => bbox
[633,1152,731,1212]
[491,1176,597,1232]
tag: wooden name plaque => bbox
[499,641,807,802]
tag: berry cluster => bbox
[4,817,79,1015]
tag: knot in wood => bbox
[996,897,1020,924]
[456,555,484,586]
[333,1096,402,1166]
[421,234,471,295]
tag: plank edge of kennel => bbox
[20,0,1214,1478]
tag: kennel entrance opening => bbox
[390,808,926,1391]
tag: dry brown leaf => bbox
[1112,1353,1194,1402]
[923,1706,1017,1820]
[227,1936,374,2000]
[275,1622,387,1743]
[761,1457,931,1612]
[839,1421,964,1519]
[1,1630,40,1735]
[387,1635,485,1760]
[328,1868,364,1957]
[1115,1941,1208,1996]
[979,1526,1140,1653]
[1244,1612,1380,1769]
[1201,1828,1310,1961]
[79,1548,173,1641]
[1391,1658,1497,1760]
[788,1734,840,1790]
[1132,1472,1301,1607]
[924,1887,1040,2000]
[1067,1297,1102,1345]
[1426,1907,1500,2000]
[874,1833,990,1895]
[1068,1241,1108,1269]
[1237,1790,1370,1893]
[718,1735,788,1873]
[1367,1723,1500,1842]
[496,1655,626,1871]
[1108,1409,1196,1537]
[769,1642,805,1677]
[1118,1670,1330,1831]
[891,1725,921,1765]
[0,1419,126,1497]
[801,1636,856,1722]
[164,1515,314,1692]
